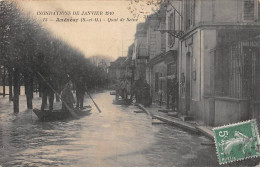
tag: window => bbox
[244,0,255,20]
[190,0,195,26]
[167,62,177,76]
[160,20,166,52]
[185,0,195,30]
[258,0,260,20]
[168,16,171,45]
[213,41,260,99]
[168,12,175,46]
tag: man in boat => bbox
[41,77,55,111]
[61,81,75,113]
[39,55,55,111]
[75,75,86,109]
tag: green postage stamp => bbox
[213,120,260,164]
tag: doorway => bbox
[186,52,192,114]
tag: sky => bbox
[15,0,158,61]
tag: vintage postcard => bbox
[0,0,260,167]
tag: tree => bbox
[0,1,111,113]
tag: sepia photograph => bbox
[0,0,260,167]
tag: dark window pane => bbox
[244,0,255,20]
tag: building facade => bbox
[147,1,181,109]
[146,10,167,106]
[108,57,127,82]
[178,0,260,126]
[132,23,149,81]
[126,0,260,126]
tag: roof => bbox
[127,43,134,58]
[109,57,127,68]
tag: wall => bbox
[214,0,240,23]
[201,29,216,96]
[190,31,201,102]
[132,31,148,60]
[179,39,186,114]
[214,98,249,126]
[148,18,163,60]
[195,29,216,123]
[137,36,148,58]
[200,0,260,25]
[132,30,148,80]
[179,27,217,124]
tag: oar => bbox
[37,72,80,119]
[85,88,101,113]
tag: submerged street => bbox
[1,0,260,167]
[0,90,218,167]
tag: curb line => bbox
[136,103,214,139]
[153,115,198,133]
[196,126,214,140]
[136,104,153,118]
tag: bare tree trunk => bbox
[24,72,33,109]
[38,79,42,97]
[56,83,60,102]
[2,66,6,97]
[18,81,20,95]
[30,75,34,99]
[8,68,13,101]
[13,68,19,113]
[34,79,37,93]
[35,81,38,94]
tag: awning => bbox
[147,50,177,67]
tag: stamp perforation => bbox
[213,119,260,165]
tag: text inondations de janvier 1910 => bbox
[36,10,139,23]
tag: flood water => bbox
[0,86,25,95]
[0,91,219,167]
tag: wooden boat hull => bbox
[110,91,116,95]
[33,107,92,121]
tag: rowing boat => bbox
[33,106,92,121]
[110,91,116,95]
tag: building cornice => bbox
[180,23,260,40]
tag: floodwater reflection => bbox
[0,91,217,166]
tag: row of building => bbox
[109,0,260,126]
